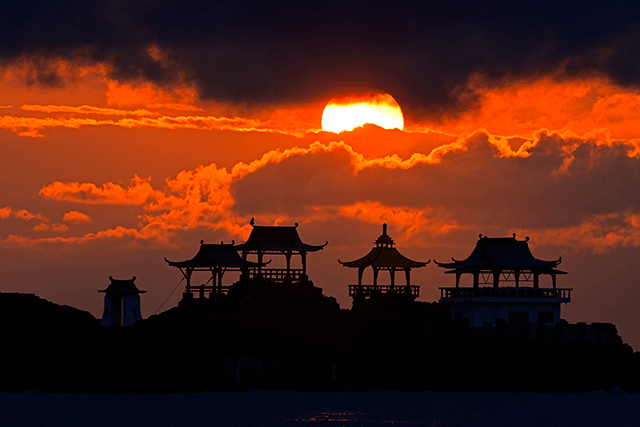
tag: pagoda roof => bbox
[165,241,261,268]
[339,224,429,269]
[435,234,565,272]
[98,276,146,294]
[234,223,327,253]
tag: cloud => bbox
[39,176,159,205]
[3,2,640,121]
[0,111,309,137]
[0,121,635,254]
[338,201,459,238]
[21,104,157,116]
[516,211,640,254]
[32,222,68,232]
[0,206,48,222]
[62,211,92,224]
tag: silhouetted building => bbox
[99,276,146,326]
[234,220,327,283]
[166,241,261,299]
[340,224,429,303]
[436,234,570,327]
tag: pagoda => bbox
[99,276,146,326]
[339,224,429,302]
[234,219,327,283]
[436,234,570,326]
[165,241,262,299]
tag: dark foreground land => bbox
[1,283,639,394]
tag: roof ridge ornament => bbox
[250,217,255,226]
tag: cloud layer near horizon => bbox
[1,125,637,257]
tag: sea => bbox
[0,389,638,426]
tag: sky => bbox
[3,1,640,347]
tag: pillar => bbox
[390,267,396,290]
[455,272,460,288]
[473,272,479,288]
[285,251,292,278]
[493,270,500,288]
[552,274,556,289]
[357,267,364,286]
[301,251,307,278]
[185,268,193,294]
[217,268,224,293]
[515,269,520,288]
[373,266,379,287]
[533,273,539,289]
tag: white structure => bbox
[99,276,146,326]
[436,234,570,327]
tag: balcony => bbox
[349,284,420,297]
[440,287,571,303]
[248,268,304,281]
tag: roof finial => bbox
[294,222,299,228]
[525,236,530,242]
[132,276,136,281]
[250,217,255,226]
[479,233,483,239]
[200,240,204,245]
[109,276,113,281]
[383,223,388,236]
[512,233,516,238]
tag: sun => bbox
[321,93,404,133]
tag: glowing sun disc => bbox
[321,93,404,133]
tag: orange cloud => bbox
[145,103,204,112]
[516,211,640,254]
[439,76,640,144]
[62,211,92,224]
[32,222,69,232]
[39,176,159,205]
[0,206,49,222]
[0,112,302,137]
[1,226,149,248]
[21,104,157,117]
[338,201,459,237]
[106,80,197,108]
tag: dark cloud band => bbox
[3,1,640,121]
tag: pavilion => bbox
[234,220,327,283]
[99,276,146,326]
[436,234,570,326]
[339,224,429,302]
[165,241,261,299]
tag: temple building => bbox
[165,241,261,299]
[436,234,570,327]
[339,224,429,303]
[99,276,146,326]
[166,221,327,300]
[234,220,327,283]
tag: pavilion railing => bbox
[349,284,420,297]
[249,268,304,281]
[440,287,571,301]
[185,284,232,297]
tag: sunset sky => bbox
[3,1,640,347]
